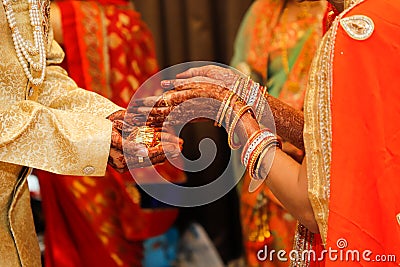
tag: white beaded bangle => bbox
[247,82,260,106]
[242,130,275,167]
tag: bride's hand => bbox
[129,80,231,126]
[171,65,240,90]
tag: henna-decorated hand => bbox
[129,79,234,127]
[107,109,126,122]
[107,109,154,129]
[107,111,183,172]
[129,80,261,149]
[173,65,240,90]
[159,66,305,151]
[128,65,248,128]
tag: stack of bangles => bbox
[241,129,282,180]
[230,76,268,121]
[215,91,255,150]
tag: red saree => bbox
[301,0,400,266]
[36,1,186,266]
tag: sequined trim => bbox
[289,223,314,267]
[303,16,335,247]
[340,15,374,41]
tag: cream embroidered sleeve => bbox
[0,1,124,176]
[0,101,114,176]
[0,49,123,177]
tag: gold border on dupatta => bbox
[303,0,365,246]
[303,17,337,246]
[291,1,365,266]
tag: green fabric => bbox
[230,4,260,83]
[267,27,313,98]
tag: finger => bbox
[144,116,167,125]
[113,120,124,131]
[160,89,213,108]
[159,124,176,134]
[107,109,126,121]
[125,142,181,168]
[156,131,183,145]
[129,106,171,116]
[129,96,160,108]
[124,131,182,154]
[162,77,225,91]
[148,142,181,160]
[111,127,123,151]
[126,107,171,127]
[124,153,152,168]
[123,139,149,156]
[108,148,128,172]
[123,113,149,128]
[133,84,224,109]
[175,65,212,79]
[165,118,211,124]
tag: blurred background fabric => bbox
[136,0,253,67]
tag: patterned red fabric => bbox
[37,1,186,266]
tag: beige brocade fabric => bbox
[0,0,122,265]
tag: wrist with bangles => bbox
[227,104,253,150]
[214,84,280,179]
[231,76,268,121]
[215,91,255,150]
[241,128,281,180]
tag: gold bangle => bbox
[214,92,231,127]
[253,141,279,179]
[256,100,266,121]
[218,92,235,127]
[248,138,276,178]
[241,76,251,99]
[225,95,243,127]
[247,144,264,177]
[227,105,253,150]
[255,87,268,120]
[249,137,281,180]
[261,85,268,97]
[225,105,234,130]
[241,129,274,165]
[236,78,244,98]
[231,77,241,94]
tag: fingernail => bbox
[161,80,172,88]
[137,149,148,156]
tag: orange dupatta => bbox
[303,0,400,266]
[328,0,400,265]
